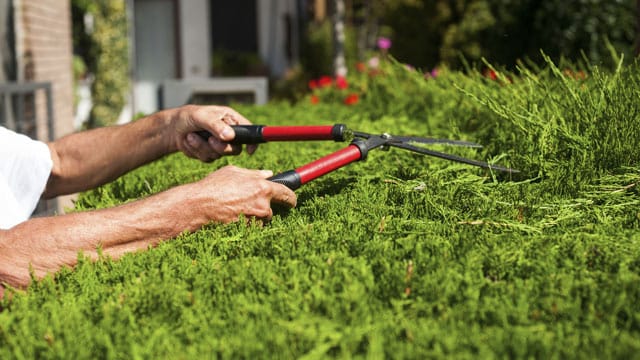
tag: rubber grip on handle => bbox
[268,170,302,190]
[196,125,264,144]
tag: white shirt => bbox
[0,126,53,229]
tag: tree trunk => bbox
[332,0,347,77]
[355,0,373,61]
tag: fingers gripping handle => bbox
[196,124,348,144]
[268,144,365,190]
[196,125,265,144]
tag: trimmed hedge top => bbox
[1,59,640,358]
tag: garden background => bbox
[2,0,640,358]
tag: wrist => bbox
[145,107,181,154]
[167,181,218,230]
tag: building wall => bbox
[16,0,74,140]
[257,0,299,78]
[0,0,14,82]
[178,0,210,79]
[14,0,75,213]
[132,0,300,113]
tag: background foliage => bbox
[311,0,637,72]
[71,0,129,128]
[1,58,640,358]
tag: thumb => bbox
[208,122,234,142]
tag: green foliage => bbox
[299,20,359,78]
[211,50,268,76]
[72,0,129,128]
[281,19,359,101]
[300,20,335,78]
[527,0,636,67]
[3,59,640,358]
[375,0,637,70]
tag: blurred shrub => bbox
[72,0,129,128]
[277,19,359,101]
[211,50,268,76]
[375,0,636,70]
[299,18,359,78]
[300,20,334,78]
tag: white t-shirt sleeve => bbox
[0,126,53,229]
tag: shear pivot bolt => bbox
[381,133,391,151]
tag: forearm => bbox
[44,109,179,198]
[0,165,297,295]
[0,183,203,289]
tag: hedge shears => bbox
[198,124,518,190]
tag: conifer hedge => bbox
[1,59,639,358]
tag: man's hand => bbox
[184,165,297,223]
[171,105,258,163]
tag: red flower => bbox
[310,95,320,104]
[484,69,497,81]
[343,93,359,106]
[318,76,333,88]
[563,69,587,80]
[336,76,348,90]
[308,79,318,90]
[356,62,366,72]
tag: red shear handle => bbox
[262,125,346,142]
[196,124,347,144]
[268,144,363,190]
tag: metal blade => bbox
[353,131,483,148]
[390,142,519,173]
[393,136,483,148]
[352,131,372,139]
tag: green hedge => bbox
[1,59,640,358]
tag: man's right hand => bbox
[185,165,297,224]
[170,105,257,163]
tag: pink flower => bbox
[377,37,392,50]
[425,68,439,80]
[368,57,380,69]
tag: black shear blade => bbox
[394,136,483,148]
[354,131,482,148]
[391,142,519,173]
